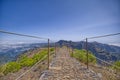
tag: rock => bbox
[40,48,102,80]
[97,73,102,78]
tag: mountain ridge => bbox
[0,40,120,65]
[57,40,120,62]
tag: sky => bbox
[0,0,120,44]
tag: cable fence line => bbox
[0,30,120,79]
[87,32,120,39]
[15,54,47,80]
[82,32,120,80]
[66,33,120,79]
[0,30,58,80]
[15,48,57,80]
[0,30,51,66]
[90,54,120,69]
[0,30,48,40]
[15,43,56,80]
[84,32,120,69]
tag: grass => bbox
[71,49,96,64]
[71,49,119,80]
[112,61,120,71]
[2,62,21,75]
[0,48,54,75]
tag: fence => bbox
[0,30,57,80]
[84,33,120,68]
[84,33,120,80]
[66,33,120,80]
[0,30,120,80]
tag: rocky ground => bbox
[40,47,102,80]
[0,48,48,80]
[1,47,118,80]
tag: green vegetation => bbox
[3,62,21,75]
[112,61,120,71]
[71,49,96,64]
[32,49,48,63]
[50,48,54,52]
[0,48,54,76]
[18,55,35,67]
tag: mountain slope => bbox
[57,40,120,62]
[0,43,48,65]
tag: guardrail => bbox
[85,33,120,69]
[0,30,57,80]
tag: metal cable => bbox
[0,30,48,40]
[91,54,120,69]
[15,55,47,80]
[87,33,120,39]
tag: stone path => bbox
[39,47,102,80]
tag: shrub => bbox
[72,49,96,64]
[18,55,35,67]
[3,62,21,75]
[114,61,120,67]
[0,48,49,75]
[0,65,5,76]
[0,66,2,72]
[113,61,120,70]
[32,53,42,62]
[32,49,48,62]
[50,48,54,52]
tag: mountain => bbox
[0,43,48,65]
[57,40,120,62]
[1,40,120,65]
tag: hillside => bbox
[0,47,54,80]
[0,43,48,65]
[57,40,120,62]
[1,40,119,65]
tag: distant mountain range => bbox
[0,43,47,65]
[57,40,120,63]
[0,40,120,65]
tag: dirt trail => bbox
[40,47,102,80]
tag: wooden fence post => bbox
[86,38,88,69]
[48,39,50,69]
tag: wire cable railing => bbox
[87,33,120,39]
[0,30,120,80]
[0,30,57,80]
[83,32,120,80]
[84,32,120,67]
[0,30,48,40]
[90,54,120,69]
[15,54,48,80]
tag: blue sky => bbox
[0,0,120,43]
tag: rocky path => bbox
[39,47,102,80]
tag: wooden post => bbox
[72,48,73,57]
[54,43,56,55]
[69,46,70,54]
[86,38,88,69]
[48,39,50,69]
[71,41,73,57]
[67,44,69,51]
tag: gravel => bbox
[40,48,102,80]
